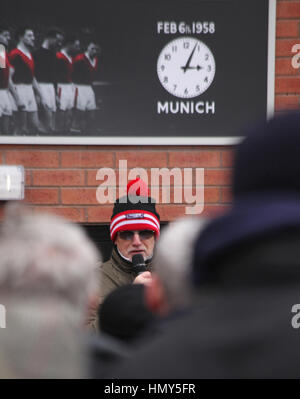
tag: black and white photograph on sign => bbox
[0,0,275,144]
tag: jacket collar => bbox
[111,246,153,274]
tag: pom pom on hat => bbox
[127,178,149,197]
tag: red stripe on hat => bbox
[110,210,160,242]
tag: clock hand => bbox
[181,42,198,73]
[183,65,203,71]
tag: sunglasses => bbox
[118,230,155,241]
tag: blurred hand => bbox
[133,271,152,286]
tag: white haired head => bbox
[153,217,208,310]
[0,203,101,378]
[0,203,100,311]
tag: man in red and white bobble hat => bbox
[88,178,160,330]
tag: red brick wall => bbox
[0,1,297,224]
[0,145,233,222]
[276,0,300,110]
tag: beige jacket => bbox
[88,247,153,331]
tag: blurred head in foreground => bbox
[145,217,208,316]
[0,204,99,378]
[193,111,300,286]
[99,284,156,344]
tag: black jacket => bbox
[114,195,300,378]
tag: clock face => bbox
[157,36,216,99]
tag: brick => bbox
[116,152,167,168]
[32,170,84,186]
[204,170,232,186]
[24,188,59,204]
[221,187,233,203]
[276,77,300,93]
[150,169,193,188]
[204,187,220,203]
[25,169,32,186]
[61,151,114,168]
[5,151,59,168]
[202,205,231,218]
[157,203,230,220]
[88,169,169,197]
[145,186,218,204]
[33,207,85,222]
[276,39,300,57]
[154,187,217,204]
[88,167,189,188]
[277,2,300,19]
[61,188,104,205]
[95,186,118,205]
[276,20,299,37]
[168,151,220,167]
[157,204,230,221]
[276,58,299,75]
[87,169,110,186]
[275,95,300,110]
[156,205,188,221]
[221,151,235,167]
[273,110,288,118]
[86,206,115,223]
[87,169,152,187]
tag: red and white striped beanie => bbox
[110,179,160,242]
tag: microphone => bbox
[132,254,147,276]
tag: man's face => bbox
[115,230,155,261]
[22,30,35,48]
[56,34,64,48]
[87,43,99,58]
[0,30,10,47]
[70,40,80,55]
[49,33,64,50]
